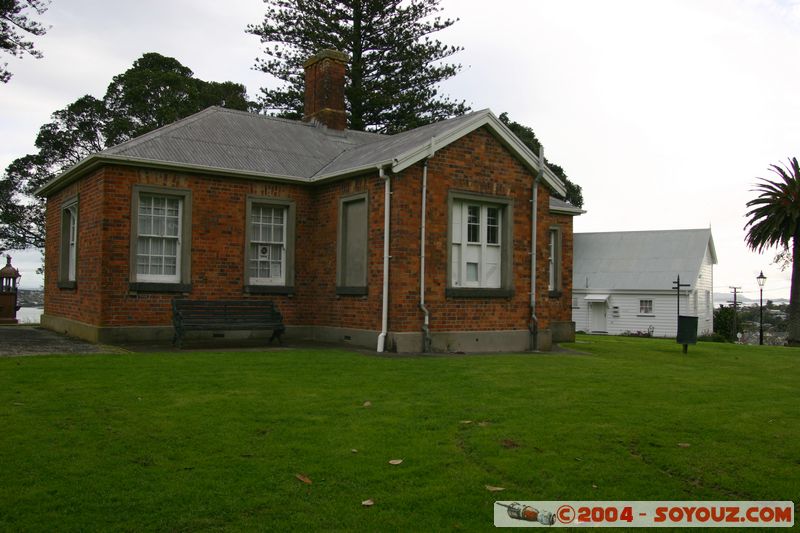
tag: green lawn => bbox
[1,336,798,531]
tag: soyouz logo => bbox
[493,501,794,528]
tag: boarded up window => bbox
[337,195,368,292]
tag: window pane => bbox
[272,224,284,243]
[139,214,151,235]
[164,257,176,275]
[137,256,149,275]
[153,216,165,236]
[467,205,480,243]
[166,217,179,237]
[487,207,499,244]
[466,262,478,282]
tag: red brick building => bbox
[37,50,583,352]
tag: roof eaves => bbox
[389,111,492,173]
[312,159,394,183]
[390,110,567,196]
[550,204,586,216]
[707,232,718,265]
[36,153,311,197]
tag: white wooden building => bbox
[572,229,717,337]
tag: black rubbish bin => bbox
[677,315,698,351]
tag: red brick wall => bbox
[45,165,387,331]
[44,169,105,325]
[387,126,573,333]
[44,126,573,336]
[295,175,384,330]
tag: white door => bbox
[590,302,607,332]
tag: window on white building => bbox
[640,299,654,315]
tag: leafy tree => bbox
[0,53,250,252]
[713,304,741,342]
[498,112,584,208]
[744,157,800,346]
[0,0,49,83]
[246,0,468,133]
[104,53,251,145]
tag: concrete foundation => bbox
[40,315,575,353]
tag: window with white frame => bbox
[248,204,287,285]
[548,228,562,293]
[136,194,182,283]
[639,299,654,315]
[59,198,78,286]
[451,200,502,288]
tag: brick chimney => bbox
[303,49,348,130]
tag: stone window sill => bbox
[129,282,192,293]
[244,285,294,295]
[336,286,368,296]
[446,287,514,298]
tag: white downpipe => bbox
[530,145,544,351]
[419,138,435,352]
[377,166,391,352]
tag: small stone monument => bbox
[0,255,21,324]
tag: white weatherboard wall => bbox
[572,228,717,338]
[573,290,712,337]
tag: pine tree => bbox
[0,0,49,83]
[246,0,468,133]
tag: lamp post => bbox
[756,270,767,345]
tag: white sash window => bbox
[136,195,182,283]
[451,201,502,288]
[248,205,287,285]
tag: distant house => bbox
[572,229,717,337]
[36,50,582,353]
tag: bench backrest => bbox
[172,299,283,325]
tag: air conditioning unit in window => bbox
[258,245,270,259]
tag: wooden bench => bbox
[172,299,285,348]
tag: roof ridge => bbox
[576,228,710,236]
[212,106,387,139]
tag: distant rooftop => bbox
[574,228,717,291]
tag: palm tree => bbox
[744,157,800,346]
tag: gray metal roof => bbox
[37,106,569,197]
[315,110,491,176]
[102,107,386,179]
[574,229,717,291]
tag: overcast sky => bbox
[1,0,798,300]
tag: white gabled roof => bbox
[574,228,717,291]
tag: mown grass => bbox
[1,336,798,531]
